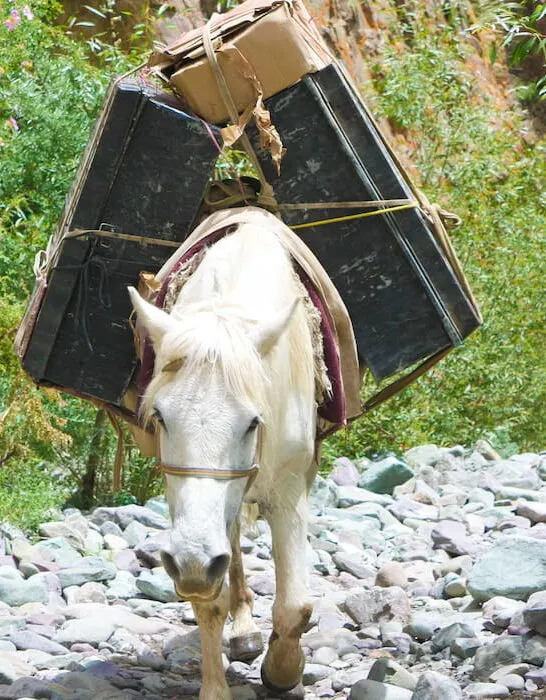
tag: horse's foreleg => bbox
[192,583,231,700]
[261,489,312,695]
[229,518,264,661]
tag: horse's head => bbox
[128,287,298,601]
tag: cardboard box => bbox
[148,0,332,124]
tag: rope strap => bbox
[290,202,419,230]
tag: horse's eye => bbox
[247,416,260,433]
[152,408,165,426]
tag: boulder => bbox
[468,536,546,601]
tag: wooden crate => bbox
[19,78,221,406]
[252,63,481,381]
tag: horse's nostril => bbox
[207,553,230,582]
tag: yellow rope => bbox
[290,202,419,230]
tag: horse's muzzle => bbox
[161,548,231,602]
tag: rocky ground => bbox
[1,442,546,699]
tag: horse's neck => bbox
[175,225,297,317]
[175,225,316,466]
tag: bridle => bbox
[154,356,262,493]
[159,462,260,491]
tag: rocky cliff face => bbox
[59,0,524,160]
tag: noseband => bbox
[155,358,261,491]
[160,463,259,488]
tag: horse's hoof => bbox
[229,631,264,661]
[261,665,302,696]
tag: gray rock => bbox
[54,670,129,699]
[525,667,546,688]
[388,497,439,522]
[114,548,142,575]
[412,671,462,699]
[444,577,468,597]
[495,673,524,690]
[54,617,116,646]
[468,535,546,601]
[0,658,18,684]
[431,622,477,652]
[330,457,360,486]
[309,475,339,512]
[0,571,58,607]
[302,663,332,684]
[451,637,482,659]
[37,536,82,566]
[39,515,88,547]
[523,634,546,666]
[64,580,107,604]
[136,568,178,603]
[247,572,275,596]
[367,659,417,690]
[431,520,475,555]
[467,488,495,509]
[345,586,411,626]
[349,679,413,700]
[100,520,124,537]
[474,440,502,461]
[463,682,510,697]
[489,664,530,683]
[483,460,541,490]
[103,533,128,551]
[337,486,393,508]
[516,501,546,524]
[9,630,68,655]
[57,556,116,589]
[375,562,408,588]
[106,570,139,600]
[123,520,149,548]
[522,589,546,634]
[64,602,172,634]
[231,686,257,700]
[144,495,170,518]
[312,646,339,665]
[473,636,524,680]
[404,444,443,467]
[332,551,376,580]
[91,504,169,529]
[482,596,525,628]
[404,614,440,642]
[358,457,414,495]
[83,529,104,555]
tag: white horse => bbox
[128,217,318,699]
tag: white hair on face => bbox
[141,302,269,423]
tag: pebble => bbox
[0,443,545,698]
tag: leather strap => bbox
[160,463,260,487]
[363,346,452,413]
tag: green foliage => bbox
[324,5,545,465]
[0,0,152,530]
[0,0,544,526]
[471,0,546,101]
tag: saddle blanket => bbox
[131,206,361,450]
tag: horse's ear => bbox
[128,287,176,347]
[252,297,300,355]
